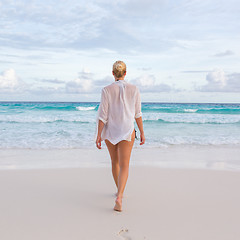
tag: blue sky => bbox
[0,0,239,102]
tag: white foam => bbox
[143,113,240,124]
[76,106,96,111]
[184,109,198,113]
[0,115,96,123]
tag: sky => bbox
[0,0,240,103]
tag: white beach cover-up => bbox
[96,80,142,145]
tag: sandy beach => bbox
[0,147,240,240]
[1,0,240,238]
[1,145,240,170]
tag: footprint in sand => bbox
[117,228,132,240]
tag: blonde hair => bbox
[113,60,126,78]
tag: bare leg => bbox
[105,139,119,188]
[114,130,135,211]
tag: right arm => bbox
[135,87,145,145]
[135,116,145,145]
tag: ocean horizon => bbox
[1,101,240,104]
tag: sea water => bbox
[1,101,240,149]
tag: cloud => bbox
[0,68,112,95]
[0,60,15,64]
[65,70,111,94]
[0,0,239,56]
[0,68,27,93]
[93,76,113,88]
[213,50,234,57]
[197,69,240,92]
[66,71,176,94]
[66,80,92,94]
[29,86,65,95]
[181,70,210,73]
[0,1,108,49]
[65,69,94,93]
[130,74,175,92]
[39,78,65,84]
[118,0,166,17]
[137,67,152,71]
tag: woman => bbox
[95,60,145,212]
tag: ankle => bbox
[116,194,123,199]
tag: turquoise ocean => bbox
[1,101,240,149]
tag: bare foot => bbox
[114,196,122,212]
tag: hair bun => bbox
[115,63,123,71]
[112,60,127,78]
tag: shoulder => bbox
[103,82,115,91]
[122,81,137,90]
[125,81,140,94]
[125,81,136,88]
[101,83,115,97]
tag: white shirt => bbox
[96,79,142,145]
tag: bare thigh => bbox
[118,130,135,167]
[105,129,135,165]
[105,139,119,164]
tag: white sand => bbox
[0,162,240,239]
[1,145,240,170]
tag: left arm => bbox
[135,87,145,145]
[96,88,108,149]
[96,120,105,149]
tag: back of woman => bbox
[98,79,141,145]
[96,60,145,212]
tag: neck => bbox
[115,78,125,82]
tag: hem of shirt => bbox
[102,127,135,145]
[98,117,107,124]
[135,112,142,119]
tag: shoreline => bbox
[0,145,240,171]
